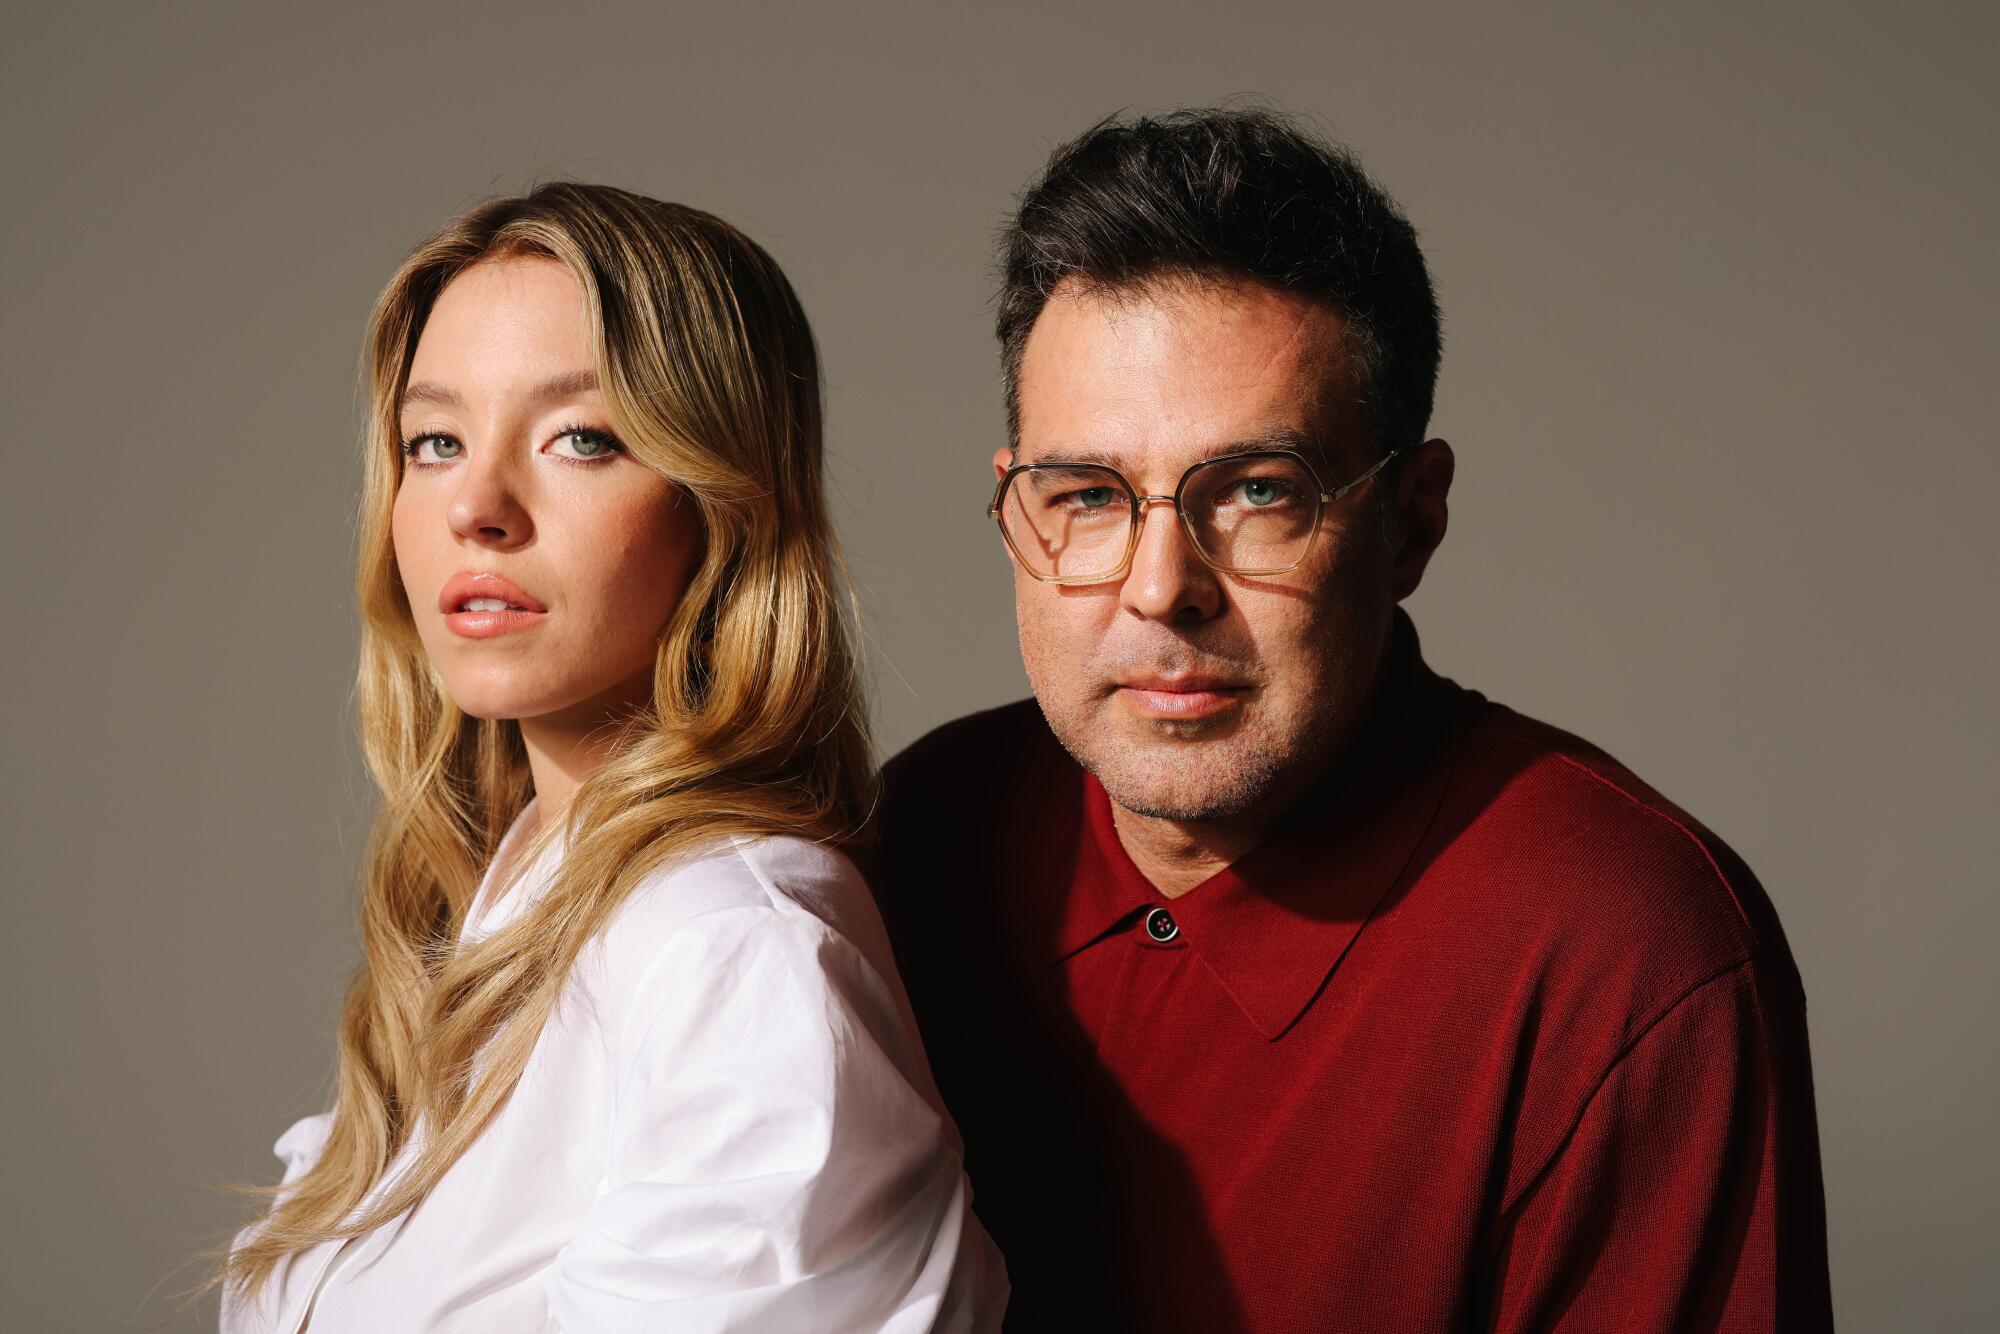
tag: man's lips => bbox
[1114,676,1251,720]
[438,571,547,639]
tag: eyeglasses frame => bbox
[987,442,1408,584]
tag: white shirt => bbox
[223,798,1007,1333]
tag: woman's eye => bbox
[402,434,463,465]
[549,427,625,461]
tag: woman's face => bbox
[392,255,700,726]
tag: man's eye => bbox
[1231,478,1293,506]
[1061,487,1123,509]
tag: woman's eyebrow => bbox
[400,380,462,410]
[400,369,601,413]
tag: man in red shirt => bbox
[871,109,1832,1330]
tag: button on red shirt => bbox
[871,613,1831,1331]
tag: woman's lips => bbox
[444,606,547,639]
[438,571,548,639]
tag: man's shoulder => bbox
[886,698,1055,783]
[1433,693,1797,998]
[872,699,1080,926]
[882,698,1075,827]
[1415,693,1815,1215]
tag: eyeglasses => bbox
[988,444,1405,584]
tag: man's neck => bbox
[1109,800,1290,899]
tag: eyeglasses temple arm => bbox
[1325,443,1408,501]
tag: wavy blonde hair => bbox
[219,183,873,1307]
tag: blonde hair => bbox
[219,183,873,1307]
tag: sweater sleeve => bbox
[1487,959,1832,1332]
[544,905,1006,1334]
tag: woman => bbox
[218,184,1006,1331]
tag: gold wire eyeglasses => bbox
[987,444,1405,584]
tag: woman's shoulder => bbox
[615,832,871,934]
[586,834,897,1011]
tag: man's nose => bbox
[1119,498,1222,624]
[446,447,533,549]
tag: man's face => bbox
[1000,276,1411,823]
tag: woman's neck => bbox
[514,670,654,819]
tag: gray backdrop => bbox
[3,2,1993,1329]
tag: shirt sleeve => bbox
[545,905,1007,1334]
[271,1109,336,1187]
[1487,958,1832,1332]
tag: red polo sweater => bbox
[871,615,1831,1331]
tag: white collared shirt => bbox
[222,799,1007,1333]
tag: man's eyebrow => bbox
[399,369,601,413]
[1024,444,1131,469]
[1026,428,1322,471]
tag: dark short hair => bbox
[996,108,1441,455]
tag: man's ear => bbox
[992,446,1012,480]
[1391,438,1454,603]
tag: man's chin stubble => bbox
[1066,733,1291,824]
[1099,764,1285,823]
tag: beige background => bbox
[3,2,1994,1329]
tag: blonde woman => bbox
[217,184,1006,1332]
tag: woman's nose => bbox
[446,448,533,548]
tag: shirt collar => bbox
[1056,610,1473,1040]
[461,795,566,945]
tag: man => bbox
[871,109,1832,1331]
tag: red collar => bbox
[1053,613,1474,1040]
